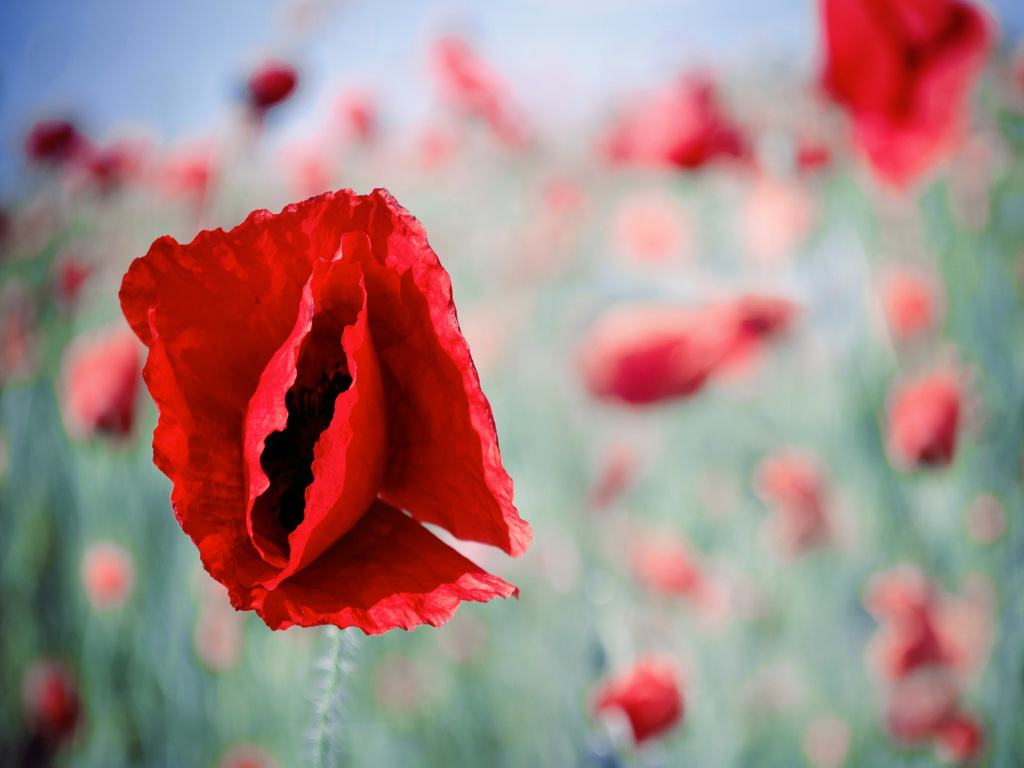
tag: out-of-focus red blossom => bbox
[21,659,81,743]
[719,295,799,376]
[628,532,727,619]
[883,672,986,764]
[819,0,993,188]
[119,189,531,634]
[544,178,584,214]
[886,370,962,468]
[160,143,217,202]
[879,265,943,341]
[217,743,280,768]
[334,90,378,143]
[246,61,298,112]
[579,304,735,405]
[603,74,747,171]
[416,125,458,171]
[580,296,796,405]
[589,442,636,511]
[81,141,147,194]
[430,35,528,148]
[884,671,960,743]
[81,542,135,609]
[24,118,89,165]
[796,139,833,173]
[0,286,41,384]
[935,711,986,764]
[593,657,684,744]
[61,326,140,441]
[755,450,833,555]
[865,566,992,683]
[612,192,695,264]
[54,257,93,306]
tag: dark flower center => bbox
[255,338,352,534]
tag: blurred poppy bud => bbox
[755,450,832,556]
[879,266,943,342]
[884,671,959,744]
[24,119,88,165]
[82,542,135,609]
[246,61,298,112]
[61,326,141,440]
[593,657,684,744]
[21,659,81,743]
[934,711,986,765]
[887,371,962,468]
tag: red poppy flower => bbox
[879,265,943,341]
[120,189,531,634]
[21,659,81,743]
[603,74,747,171]
[334,90,378,143]
[579,304,735,405]
[864,566,992,682]
[934,711,986,764]
[819,0,993,187]
[60,326,141,440]
[430,35,528,148]
[246,61,298,112]
[580,297,795,406]
[81,140,147,194]
[629,533,706,601]
[593,657,684,744]
[886,370,962,468]
[24,118,89,165]
[81,542,135,610]
[54,256,93,306]
[754,450,833,556]
[884,671,960,744]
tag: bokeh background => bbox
[2,1,1023,767]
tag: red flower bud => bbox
[21,659,81,743]
[246,62,298,111]
[886,371,962,468]
[593,657,685,744]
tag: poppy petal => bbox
[254,500,518,634]
[348,190,531,557]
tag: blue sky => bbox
[1,0,1020,196]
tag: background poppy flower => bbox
[21,659,81,743]
[120,188,531,634]
[886,370,963,468]
[603,74,747,171]
[60,326,140,440]
[578,304,736,405]
[24,118,89,166]
[819,0,992,187]
[593,657,684,744]
[245,61,299,113]
[430,35,528,148]
[754,449,834,556]
[81,542,135,610]
[879,265,944,341]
